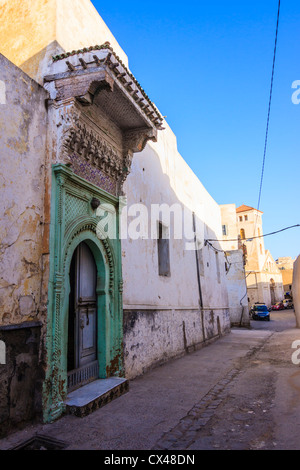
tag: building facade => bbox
[219,204,249,327]
[0,0,236,435]
[221,204,284,309]
[276,257,295,296]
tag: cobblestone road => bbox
[1,310,299,451]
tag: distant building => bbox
[293,256,300,328]
[220,204,249,327]
[221,204,284,308]
[276,257,295,296]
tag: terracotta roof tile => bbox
[236,205,263,214]
[52,42,164,128]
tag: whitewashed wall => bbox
[122,122,231,378]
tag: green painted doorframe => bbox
[43,164,124,423]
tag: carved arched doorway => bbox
[44,165,124,423]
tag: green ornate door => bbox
[67,242,98,391]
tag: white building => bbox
[122,122,231,378]
[0,0,240,431]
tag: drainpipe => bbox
[193,212,203,308]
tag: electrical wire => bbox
[207,223,300,243]
[252,0,281,249]
[205,1,283,281]
[204,239,232,274]
[256,0,281,214]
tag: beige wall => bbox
[0,0,128,85]
[236,209,265,272]
[220,204,239,250]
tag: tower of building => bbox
[236,205,265,272]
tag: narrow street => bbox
[1,309,300,451]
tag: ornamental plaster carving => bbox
[46,45,163,197]
[51,100,121,191]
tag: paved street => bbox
[1,309,300,451]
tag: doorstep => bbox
[64,377,129,417]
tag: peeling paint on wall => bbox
[0,54,48,327]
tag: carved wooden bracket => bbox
[54,70,114,105]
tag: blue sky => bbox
[92,0,300,261]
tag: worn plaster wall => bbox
[122,122,231,378]
[0,54,48,436]
[0,0,128,85]
[219,204,239,251]
[0,54,48,326]
[0,323,42,437]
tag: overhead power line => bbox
[206,224,300,243]
[249,0,281,259]
[256,0,281,214]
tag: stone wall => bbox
[0,323,43,437]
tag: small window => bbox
[239,216,243,222]
[222,225,228,236]
[244,215,248,221]
[158,222,170,277]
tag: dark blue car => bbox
[250,304,270,321]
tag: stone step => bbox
[64,377,129,417]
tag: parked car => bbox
[283,299,294,309]
[271,302,285,311]
[250,304,270,321]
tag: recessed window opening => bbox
[157,221,170,277]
